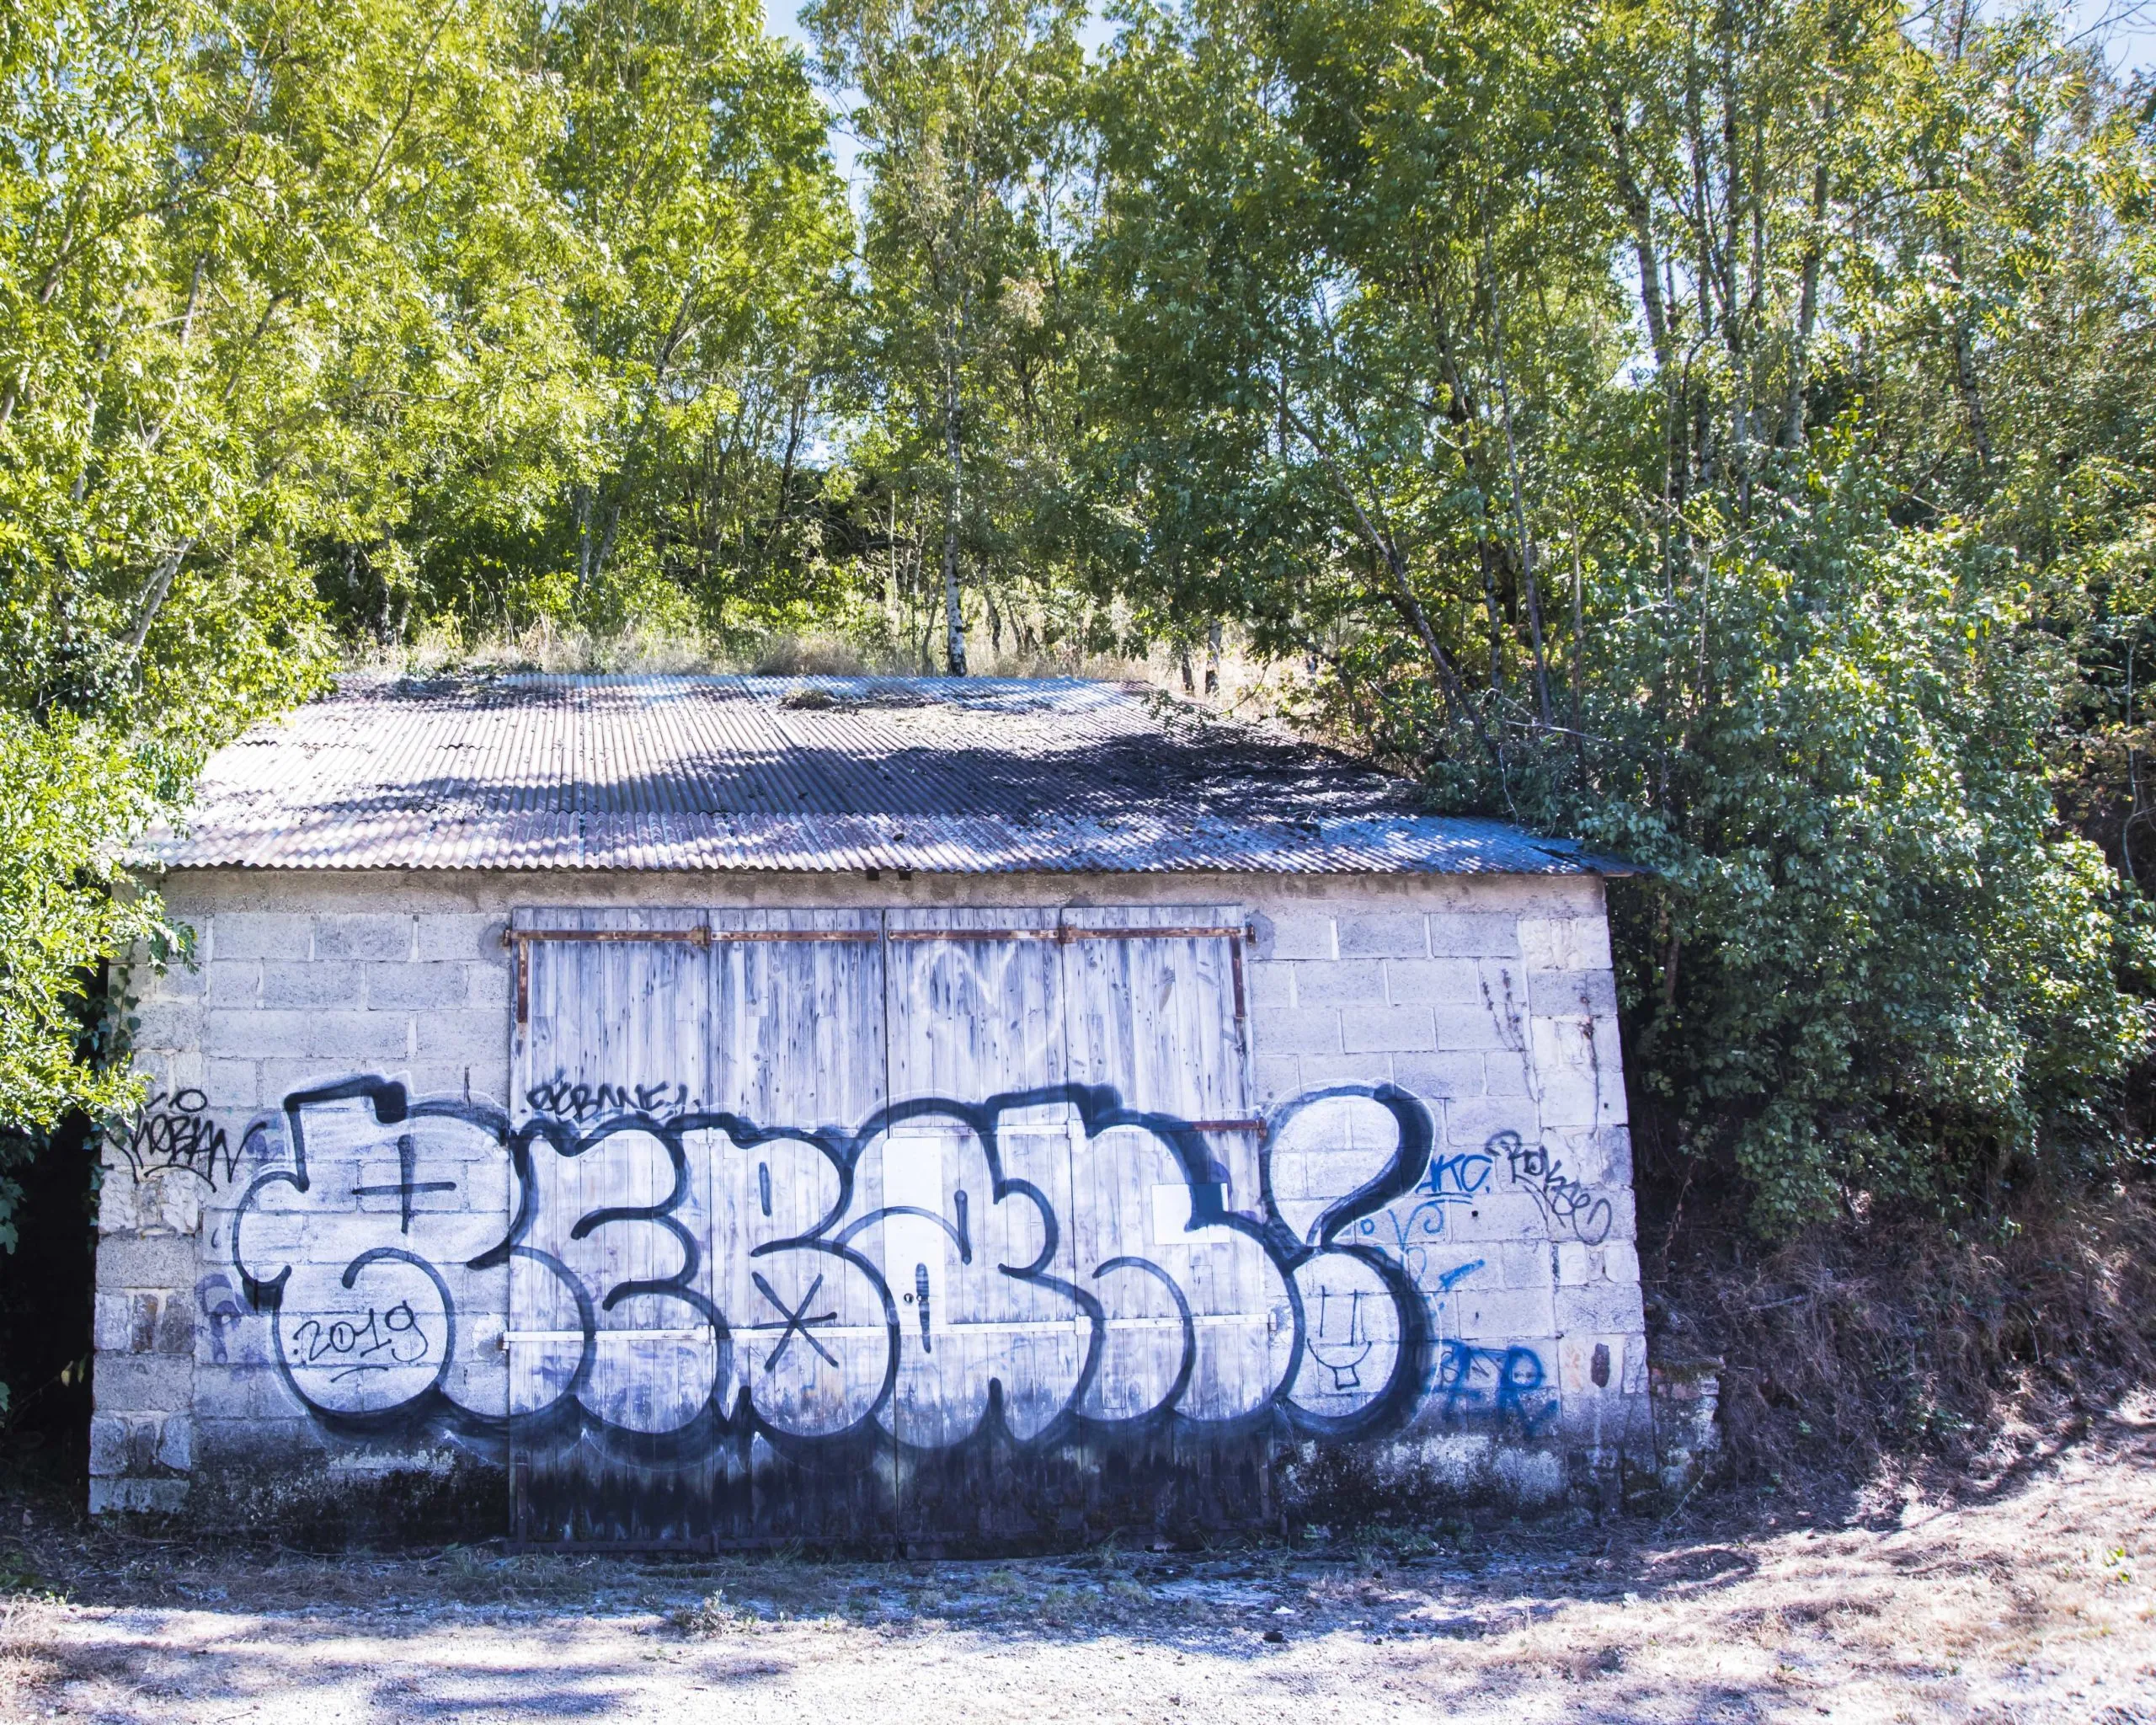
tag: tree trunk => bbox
[942,356,968,676]
[119,539,195,670]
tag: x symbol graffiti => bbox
[749,1271,840,1371]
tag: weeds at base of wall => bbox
[1647,1175,2156,1496]
[1278,1438,1679,1542]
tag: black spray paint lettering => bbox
[1307,1284,1370,1391]
[1495,1131,1614,1245]
[119,1090,237,1186]
[232,1077,1554,1461]
[352,1133,456,1233]
[525,1076,689,1122]
[289,1300,431,1382]
[750,1271,839,1371]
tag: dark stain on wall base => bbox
[510,1423,1283,1551]
[184,1454,510,1549]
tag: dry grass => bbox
[339,618,1323,718]
[2,1406,2152,1722]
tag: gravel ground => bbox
[3,1410,2152,1724]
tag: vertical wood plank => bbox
[1056,906,1276,1425]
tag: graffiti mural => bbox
[224,1080,1587,1460]
[1496,1130,1614,1245]
[117,1090,237,1187]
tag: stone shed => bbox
[94,673,1657,1547]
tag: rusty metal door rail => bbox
[883,924,1248,943]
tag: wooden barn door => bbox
[880,908,1085,1535]
[506,902,1253,1546]
[507,907,887,1547]
[508,909,720,1546]
[879,905,1256,1541]
[1057,905,1271,1530]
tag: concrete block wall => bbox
[94,867,1652,1532]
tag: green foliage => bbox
[1562,452,2152,1229]
[0,0,2149,1250]
[807,0,1094,670]
[1070,0,2156,1230]
[0,713,173,1249]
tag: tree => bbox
[1080,0,2155,1229]
[0,0,570,1249]
[808,0,1086,671]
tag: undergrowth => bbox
[1646,1174,2156,1489]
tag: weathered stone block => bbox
[415,915,503,962]
[1251,1007,1341,1057]
[1340,1005,1436,1054]
[201,1059,262,1110]
[1294,1053,1397,1089]
[93,1292,141,1354]
[1518,914,1612,973]
[129,1001,202,1054]
[1251,1055,1301,1106]
[314,914,413,961]
[147,963,206,1001]
[89,1477,190,1514]
[1452,1284,1556,1340]
[213,913,314,964]
[1529,1015,1612,1130]
[1441,1192,1550,1244]
[1252,912,1334,961]
[1290,961,1388,1005]
[1431,1001,1518,1054]
[1527,969,1619,1017]
[408,1009,509,1065]
[88,1414,130,1477]
[94,1353,191,1413]
[192,1363,268,1421]
[205,1008,316,1061]
[1444,1097,1537,1150]
[1381,959,1485,1005]
[299,1011,411,1063]
[1337,913,1428,959]
[1494,1240,1555,1290]
[98,1233,197,1290]
[1556,1283,1646,1335]
[1556,1332,1632,1400]
[364,964,467,1011]
[154,1415,195,1472]
[465,960,513,1007]
[1388,1051,1486,1099]
[205,964,263,1007]
[1483,1052,1534,1091]
[259,963,361,1010]
[1425,913,1523,959]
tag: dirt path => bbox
[4,1413,2153,1724]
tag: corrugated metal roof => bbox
[146,674,1636,875]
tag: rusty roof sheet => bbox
[146,674,1635,875]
